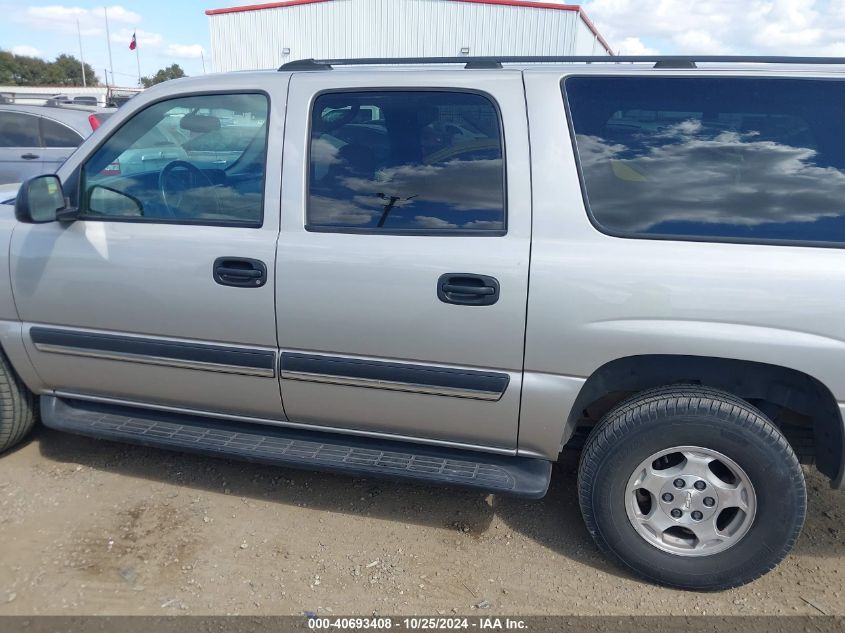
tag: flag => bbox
[129,31,137,51]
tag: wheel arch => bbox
[566,354,843,486]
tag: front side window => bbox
[565,77,845,245]
[308,91,505,233]
[81,93,268,225]
[0,112,40,147]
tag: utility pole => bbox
[201,50,207,74]
[76,19,87,87]
[134,31,142,87]
[104,7,115,86]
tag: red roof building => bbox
[206,0,613,71]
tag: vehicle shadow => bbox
[35,426,630,579]
[2,430,37,457]
[790,469,845,557]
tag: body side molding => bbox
[30,327,276,377]
[280,352,510,400]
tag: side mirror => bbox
[14,175,71,224]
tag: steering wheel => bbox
[158,160,219,217]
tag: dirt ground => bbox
[0,426,842,616]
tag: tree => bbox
[140,64,186,88]
[47,54,100,87]
[0,51,48,85]
[0,50,99,86]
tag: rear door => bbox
[0,110,43,183]
[276,70,531,451]
[39,116,84,173]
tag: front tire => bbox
[578,385,806,590]
[0,349,36,453]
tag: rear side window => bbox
[41,118,83,148]
[308,91,505,234]
[565,77,845,246]
[0,111,40,147]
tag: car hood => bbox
[0,182,20,206]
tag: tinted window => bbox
[81,93,268,225]
[565,77,845,245]
[42,118,83,148]
[308,91,505,233]
[0,112,40,147]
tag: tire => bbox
[578,385,806,590]
[0,349,36,454]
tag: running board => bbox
[40,396,551,498]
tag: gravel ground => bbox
[0,426,843,616]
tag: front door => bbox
[276,70,531,450]
[11,86,287,421]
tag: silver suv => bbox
[2,56,843,591]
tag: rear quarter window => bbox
[41,118,83,148]
[564,76,845,246]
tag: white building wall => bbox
[208,0,610,72]
[574,13,602,55]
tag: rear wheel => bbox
[0,349,36,453]
[578,385,806,590]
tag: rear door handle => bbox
[20,153,39,160]
[438,273,500,306]
[213,257,267,288]
[441,284,495,296]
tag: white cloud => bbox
[20,4,140,36]
[583,0,845,55]
[23,6,98,35]
[11,45,42,58]
[101,6,141,24]
[673,30,732,54]
[616,37,659,55]
[165,44,206,59]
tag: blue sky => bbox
[0,1,214,86]
[3,1,845,87]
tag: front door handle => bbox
[437,273,500,306]
[20,153,39,160]
[213,257,267,288]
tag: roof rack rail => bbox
[281,58,333,71]
[279,55,845,71]
[44,97,73,107]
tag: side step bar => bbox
[41,396,552,498]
